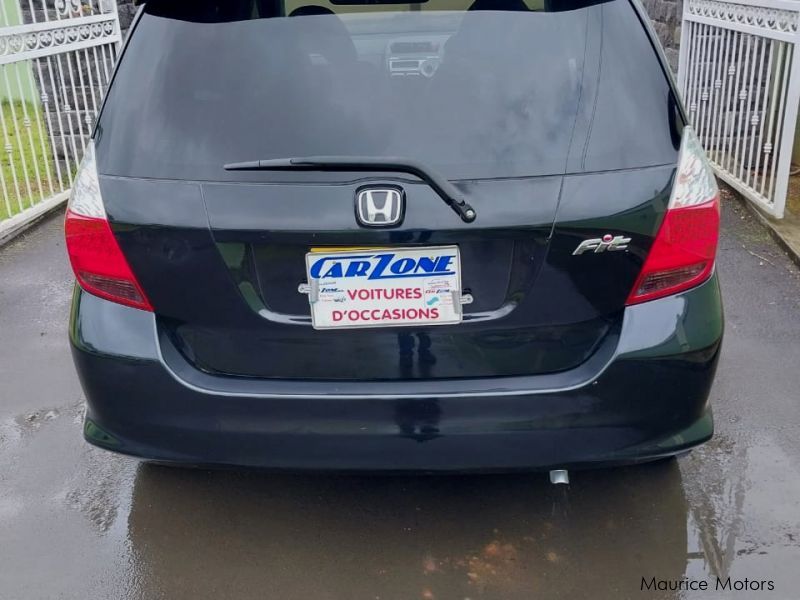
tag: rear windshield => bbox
[95,0,680,181]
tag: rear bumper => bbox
[70,274,723,471]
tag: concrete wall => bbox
[641,0,683,73]
[117,0,137,38]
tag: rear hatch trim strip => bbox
[156,325,620,399]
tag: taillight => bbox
[626,127,720,305]
[64,142,153,312]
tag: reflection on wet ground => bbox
[2,202,800,599]
[127,462,688,600]
[123,464,687,599]
[682,433,800,594]
[2,421,799,600]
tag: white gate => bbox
[678,0,800,219]
[0,0,121,236]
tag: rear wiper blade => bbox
[224,156,477,223]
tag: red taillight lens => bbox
[626,127,720,306]
[65,210,153,311]
[64,142,153,312]
[626,198,720,304]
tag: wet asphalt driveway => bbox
[1,196,800,600]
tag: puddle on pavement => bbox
[682,433,800,597]
[126,462,686,599]
[117,445,796,600]
[2,411,799,599]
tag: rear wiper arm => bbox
[224,156,477,223]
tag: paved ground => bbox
[1,198,800,600]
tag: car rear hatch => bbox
[94,0,681,380]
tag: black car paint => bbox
[93,0,684,381]
[69,0,724,469]
[71,273,722,470]
[102,164,673,380]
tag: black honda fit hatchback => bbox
[67,0,723,471]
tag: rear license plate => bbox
[305,246,462,330]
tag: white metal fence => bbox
[0,0,121,234]
[678,0,800,219]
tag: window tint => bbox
[95,0,679,181]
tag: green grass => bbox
[0,100,59,222]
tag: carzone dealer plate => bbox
[305,246,462,330]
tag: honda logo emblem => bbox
[355,187,404,227]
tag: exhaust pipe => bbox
[549,469,569,485]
